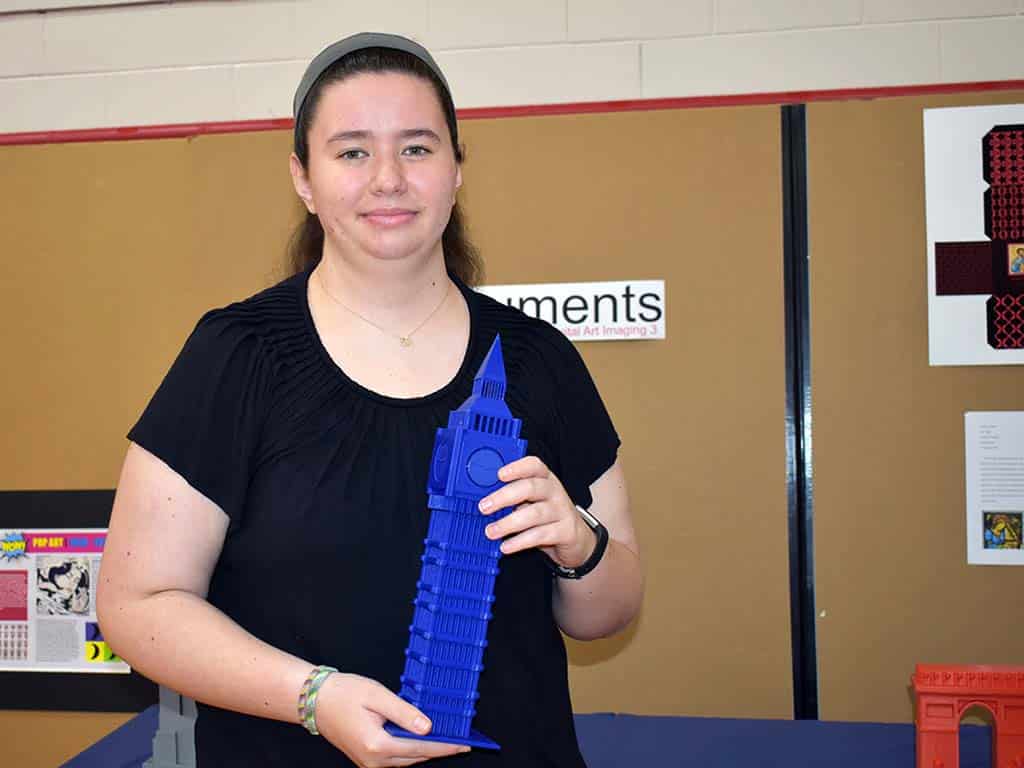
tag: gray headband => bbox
[292,32,454,148]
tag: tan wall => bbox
[1,711,133,767]
[462,107,792,717]
[808,88,1024,723]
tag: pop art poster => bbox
[924,104,1024,366]
[0,529,129,672]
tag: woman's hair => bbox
[287,47,483,286]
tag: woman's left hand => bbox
[478,456,595,569]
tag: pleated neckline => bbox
[295,265,481,408]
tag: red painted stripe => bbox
[0,1,169,18]
[460,79,1024,119]
[0,118,294,147]
[2,79,1023,147]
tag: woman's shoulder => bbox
[189,270,307,352]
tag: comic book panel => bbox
[36,556,90,616]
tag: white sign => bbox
[924,104,1024,366]
[965,412,1024,565]
[477,280,665,342]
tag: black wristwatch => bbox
[545,505,609,580]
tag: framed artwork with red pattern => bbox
[925,105,1024,365]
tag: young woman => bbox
[98,33,642,767]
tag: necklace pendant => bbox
[399,336,412,348]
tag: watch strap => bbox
[545,505,609,580]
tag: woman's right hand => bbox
[314,673,470,767]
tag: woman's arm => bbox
[550,460,643,640]
[97,443,466,767]
[97,443,311,723]
[479,456,643,640]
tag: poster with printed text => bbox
[0,528,129,672]
[924,104,1024,366]
[966,412,1024,566]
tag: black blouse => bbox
[127,267,620,767]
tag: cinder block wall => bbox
[2,0,1023,134]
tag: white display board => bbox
[923,104,1024,367]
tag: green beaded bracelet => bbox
[298,665,338,736]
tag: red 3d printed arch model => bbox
[913,664,1024,768]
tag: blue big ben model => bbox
[384,335,526,750]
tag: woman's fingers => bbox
[348,727,468,767]
[478,476,544,514]
[362,685,469,761]
[474,455,589,562]
[363,682,432,736]
[495,521,563,556]
[485,503,594,565]
[478,456,552,512]
[317,674,469,767]
[381,736,470,762]
[484,501,551,541]
[496,455,550,482]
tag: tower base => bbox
[383,722,500,750]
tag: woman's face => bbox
[291,72,462,267]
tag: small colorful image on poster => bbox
[85,621,122,664]
[0,570,28,621]
[983,512,1022,549]
[924,104,1024,366]
[1009,245,1024,279]
[0,623,29,662]
[0,528,129,673]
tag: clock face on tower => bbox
[465,447,503,488]
[428,423,519,499]
[429,432,452,493]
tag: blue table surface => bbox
[63,706,993,768]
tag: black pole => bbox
[781,104,818,720]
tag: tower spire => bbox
[472,334,507,400]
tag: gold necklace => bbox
[317,268,451,348]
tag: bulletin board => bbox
[807,88,1024,723]
[0,97,793,768]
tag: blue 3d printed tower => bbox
[385,335,526,750]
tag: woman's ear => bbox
[289,153,316,214]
